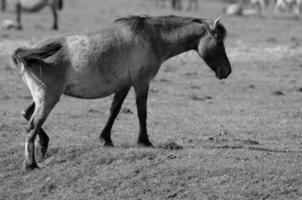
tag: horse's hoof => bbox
[51,26,58,30]
[104,142,114,147]
[100,134,114,147]
[138,139,154,147]
[35,145,48,162]
[23,161,39,171]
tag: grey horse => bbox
[13,15,232,171]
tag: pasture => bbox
[1,0,302,199]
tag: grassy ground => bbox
[1,0,302,199]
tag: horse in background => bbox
[223,0,277,16]
[15,0,63,30]
[250,0,271,14]
[275,0,302,15]
[156,0,182,10]
[171,0,182,10]
[188,0,199,10]
[155,0,199,10]
[12,15,231,170]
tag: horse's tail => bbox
[12,42,63,66]
[57,0,63,10]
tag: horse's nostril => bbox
[227,68,231,76]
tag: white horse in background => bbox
[275,0,302,15]
[249,0,271,14]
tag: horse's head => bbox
[197,18,231,79]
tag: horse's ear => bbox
[211,17,221,31]
[204,17,221,35]
[213,17,221,28]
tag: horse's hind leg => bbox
[134,83,153,147]
[100,87,130,146]
[50,6,58,30]
[23,102,49,159]
[24,98,59,171]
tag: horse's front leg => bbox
[23,102,49,160]
[100,87,130,146]
[50,6,58,30]
[134,83,153,147]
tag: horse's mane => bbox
[115,15,205,33]
[115,15,227,41]
[115,15,147,33]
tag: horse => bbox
[171,0,182,10]
[275,0,302,15]
[12,15,232,171]
[15,0,63,30]
[187,0,199,10]
[155,0,198,10]
[250,0,271,14]
[156,0,182,10]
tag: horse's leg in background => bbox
[134,83,153,147]
[100,87,130,146]
[188,0,198,10]
[298,0,302,15]
[23,102,49,159]
[50,5,58,30]
[294,0,301,15]
[195,0,199,10]
[171,0,176,9]
[274,0,281,13]
[16,1,22,29]
[188,0,192,10]
[288,0,294,13]
[1,0,6,11]
[257,0,266,15]
[24,97,59,171]
[176,0,182,10]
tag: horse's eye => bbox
[215,38,223,46]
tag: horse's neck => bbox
[155,23,206,62]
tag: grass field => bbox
[1,0,302,199]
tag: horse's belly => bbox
[63,84,114,99]
[20,0,47,11]
[63,71,129,99]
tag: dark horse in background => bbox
[156,0,199,10]
[13,15,231,171]
[1,0,63,30]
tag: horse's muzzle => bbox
[216,67,231,80]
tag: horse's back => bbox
[59,25,160,98]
